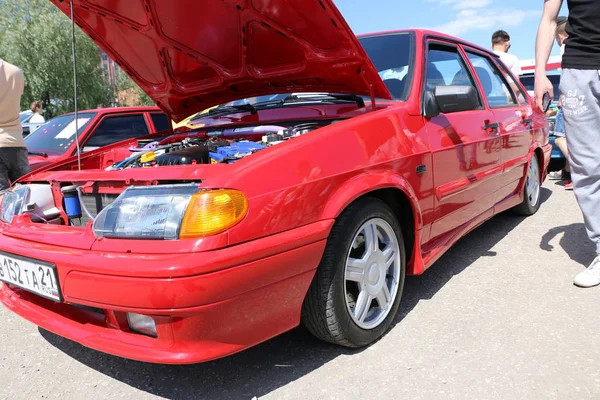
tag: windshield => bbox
[24,112,96,155]
[520,73,561,101]
[19,111,33,123]
[219,94,291,107]
[182,33,413,122]
[359,33,413,101]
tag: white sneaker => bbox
[574,256,600,288]
[548,171,563,180]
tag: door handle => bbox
[483,122,500,135]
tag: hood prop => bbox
[358,66,377,110]
[69,0,81,171]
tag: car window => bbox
[150,113,171,132]
[24,112,97,155]
[425,46,481,106]
[466,52,516,108]
[84,114,149,151]
[496,62,528,104]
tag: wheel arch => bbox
[320,173,423,271]
[534,146,544,175]
[529,144,546,184]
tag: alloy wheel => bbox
[526,156,541,207]
[344,218,402,330]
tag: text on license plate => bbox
[0,252,61,301]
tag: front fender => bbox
[320,171,423,229]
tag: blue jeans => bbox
[554,108,565,137]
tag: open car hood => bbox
[51,0,392,122]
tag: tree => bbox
[114,71,155,107]
[0,0,155,118]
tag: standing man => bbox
[0,58,30,190]
[548,16,572,190]
[535,0,600,288]
[492,30,523,78]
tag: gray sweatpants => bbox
[0,147,31,190]
[560,69,600,254]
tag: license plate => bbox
[0,252,61,301]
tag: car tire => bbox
[512,152,542,216]
[301,197,406,348]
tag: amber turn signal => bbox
[179,189,248,238]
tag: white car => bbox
[19,110,44,136]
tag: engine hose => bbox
[115,143,175,169]
[76,186,96,221]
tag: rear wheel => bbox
[302,198,406,347]
[512,152,541,215]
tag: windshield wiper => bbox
[196,94,365,120]
[28,151,48,158]
[207,103,257,116]
[255,93,366,109]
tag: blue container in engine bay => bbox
[209,141,267,164]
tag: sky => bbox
[337,0,570,62]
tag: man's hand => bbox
[534,0,562,110]
[534,74,553,111]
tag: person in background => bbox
[0,58,31,190]
[29,101,45,124]
[535,0,600,288]
[549,16,572,190]
[492,30,522,78]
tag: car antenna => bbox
[69,0,81,171]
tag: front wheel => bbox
[301,198,406,348]
[512,152,541,215]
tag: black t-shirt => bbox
[562,0,600,69]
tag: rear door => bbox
[424,42,502,241]
[464,50,532,206]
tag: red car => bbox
[0,0,551,364]
[25,106,172,172]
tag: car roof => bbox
[62,106,162,116]
[358,29,497,59]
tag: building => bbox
[100,50,120,87]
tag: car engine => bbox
[107,121,329,171]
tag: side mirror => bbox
[423,90,439,118]
[424,85,480,118]
[435,85,480,114]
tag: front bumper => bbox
[0,220,332,364]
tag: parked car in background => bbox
[25,106,172,171]
[0,0,551,364]
[19,110,44,137]
[520,65,565,172]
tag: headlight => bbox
[0,185,30,223]
[92,184,248,240]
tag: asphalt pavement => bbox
[1,178,600,400]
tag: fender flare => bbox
[320,171,423,230]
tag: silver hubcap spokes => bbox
[345,218,401,330]
[526,156,540,207]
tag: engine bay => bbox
[107,120,334,171]
[4,119,341,228]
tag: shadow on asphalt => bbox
[39,188,551,400]
[392,186,551,325]
[540,222,595,266]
